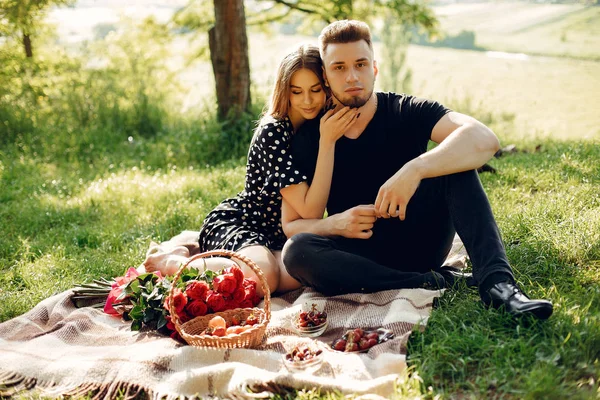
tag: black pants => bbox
[282,170,514,296]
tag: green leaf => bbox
[131,320,142,331]
[130,279,141,295]
[129,304,144,320]
[180,267,200,283]
[156,312,167,330]
[200,269,216,285]
[143,308,156,324]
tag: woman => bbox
[145,44,358,295]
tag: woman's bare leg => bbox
[236,245,281,297]
[272,250,302,293]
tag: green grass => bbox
[408,139,600,399]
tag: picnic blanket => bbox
[0,236,468,399]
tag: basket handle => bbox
[167,249,271,328]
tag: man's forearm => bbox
[415,122,500,180]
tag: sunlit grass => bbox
[405,139,600,399]
[0,154,245,321]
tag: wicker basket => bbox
[167,249,271,349]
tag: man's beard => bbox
[330,85,374,108]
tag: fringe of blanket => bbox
[0,370,291,400]
[0,370,154,400]
[230,381,296,399]
[0,370,56,397]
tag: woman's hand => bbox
[319,105,359,146]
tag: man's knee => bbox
[282,233,322,277]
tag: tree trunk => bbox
[209,0,251,121]
[23,33,33,58]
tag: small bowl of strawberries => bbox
[331,328,394,353]
[291,303,328,338]
[283,343,324,374]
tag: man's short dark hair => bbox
[318,20,373,58]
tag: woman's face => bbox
[288,68,326,121]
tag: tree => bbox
[253,0,438,33]
[173,0,439,121]
[208,0,251,120]
[0,0,74,58]
[379,11,412,93]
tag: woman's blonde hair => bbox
[262,43,325,122]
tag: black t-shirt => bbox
[290,92,451,215]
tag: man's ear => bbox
[373,60,378,79]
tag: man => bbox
[280,20,553,319]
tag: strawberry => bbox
[358,338,371,350]
[353,328,364,339]
[245,313,258,326]
[333,339,347,351]
[212,326,226,337]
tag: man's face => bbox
[322,40,378,108]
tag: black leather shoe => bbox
[420,271,446,290]
[437,266,477,288]
[484,282,553,320]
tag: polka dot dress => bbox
[199,117,309,252]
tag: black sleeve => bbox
[289,119,320,187]
[399,95,451,145]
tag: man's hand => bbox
[374,160,423,221]
[331,205,377,239]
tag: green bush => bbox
[0,18,264,170]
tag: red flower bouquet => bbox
[74,264,261,337]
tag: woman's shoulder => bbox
[254,116,293,142]
[258,115,292,131]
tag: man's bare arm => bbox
[418,111,500,179]
[375,112,500,219]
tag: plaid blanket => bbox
[0,236,467,399]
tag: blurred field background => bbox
[43,0,600,142]
[1,0,599,398]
